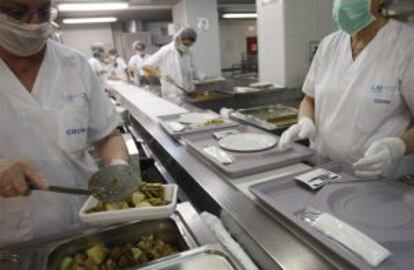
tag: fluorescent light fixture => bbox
[58,2,129,12]
[222,13,257,19]
[63,17,118,24]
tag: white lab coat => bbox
[304,20,414,177]
[109,57,128,81]
[145,42,200,104]
[0,40,121,247]
[129,53,150,84]
[88,57,108,81]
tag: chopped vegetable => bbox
[86,183,168,214]
[60,235,178,270]
[203,118,225,126]
[86,244,109,265]
[60,257,73,270]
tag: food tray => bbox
[0,250,33,270]
[139,244,246,270]
[45,217,196,270]
[79,184,178,225]
[249,162,414,270]
[158,112,239,139]
[181,125,315,178]
[231,104,298,131]
[185,91,230,102]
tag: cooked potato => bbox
[86,183,168,214]
[131,192,146,206]
[86,244,109,265]
[61,235,177,270]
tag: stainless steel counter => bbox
[111,82,356,270]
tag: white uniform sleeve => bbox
[401,54,414,116]
[117,58,127,70]
[144,48,165,68]
[84,64,121,143]
[128,56,136,68]
[302,42,324,98]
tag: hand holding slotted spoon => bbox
[30,165,141,203]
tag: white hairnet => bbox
[175,27,198,42]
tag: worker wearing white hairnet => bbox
[88,43,108,81]
[143,27,203,104]
[0,0,128,247]
[279,0,414,178]
[128,41,151,85]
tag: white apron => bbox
[0,41,120,247]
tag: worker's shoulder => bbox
[47,40,90,67]
[392,20,414,56]
[156,42,175,55]
[319,30,344,49]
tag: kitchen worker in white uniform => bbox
[88,43,108,81]
[0,0,129,247]
[143,27,203,104]
[128,41,150,85]
[108,48,129,82]
[279,0,414,178]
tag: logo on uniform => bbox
[66,128,86,136]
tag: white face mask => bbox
[0,14,52,57]
[178,44,190,54]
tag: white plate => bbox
[218,133,278,152]
[79,184,178,226]
[178,113,217,125]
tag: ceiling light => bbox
[222,13,257,19]
[62,17,118,24]
[58,2,129,12]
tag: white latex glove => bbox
[109,158,129,166]
[279,117,316,151]
[353,138,406,178]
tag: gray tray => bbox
[249,162,414,270]
[158,112,239,139]
[181,125,315,178]
[139,244,246,270]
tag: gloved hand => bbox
[0,160,48,198]
[279,117,316,151]
[163,75,175,84]
[109,158,129,166]
[353,138,407,178]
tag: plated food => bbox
[86,183,167,213]
[60,234,178,270]
[203,118,225,127]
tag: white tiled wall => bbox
[173,0,222,77]
[257,0,336,87]
[61,24,114,58]
[219,19,257,69]
[285,0,336,87]
[257,0,286,86]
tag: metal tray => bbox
[181,125,315,178]
[249,162,414,270]
[42,217,198,270]
[158,112,239,139]
[185,91,230,102]
[231,104,298,131]
[139,244,245,270]
[0,251,32,270]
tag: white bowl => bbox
[79,184,178,226]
